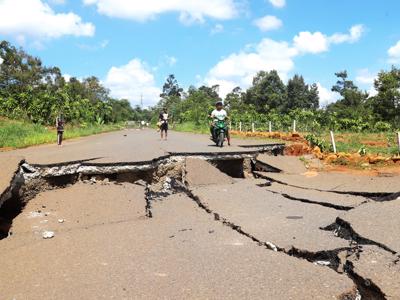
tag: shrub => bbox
[305,134,329,152]
[374,121,392,132]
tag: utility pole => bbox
[140,94,143,109]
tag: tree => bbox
[177,86,216,124]
[225,87,243,111]
[285,75,319,112]
[160,74,183,98]
[244,70,286,113]
[308,83,320,109]
[109,99,134,122]
[327,71,369,121]
[0,39,134,125]
[331,71,358,96]
[371,66,400,124]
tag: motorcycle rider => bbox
[209,101,231,146]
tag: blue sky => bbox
[1,0,400,107]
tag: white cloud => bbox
[0,0,94,43]
[205,38,297,97]
[84,0,239,23]
[329,24,364,44]
[63,74,72,82]
[355,69,378,97]
[367,86,378,97]
[205,25,364,98]
[355,69,376,85]
[388,40,400,64]
[293,31,329,54]
[268,0,286,8]
[317,83,339,107]
[293,25,365,54]
[211,24,224,35]
[49,0,66,4]
[104,59,161,107]
[253,15,282,32]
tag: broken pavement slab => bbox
[191,179,350,254]
[0,155,24,207]
[264,182,368,210]
[8,181,146,243]
[336,198,400,253]
[184,157,234,187]
[256,171,400,194]
[0,188,358,299]
[347,246,400,299]
[256,153,308,174]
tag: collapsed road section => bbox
[0,148,399,299]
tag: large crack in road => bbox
[0,151,398,299]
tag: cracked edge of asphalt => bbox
[0,159,26,207]
[253,171,398,201]
[321,218,397,255]
[0,152,394,299]
[264,189,357,211]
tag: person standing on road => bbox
[56,115,65,146]
[159,108,169,141]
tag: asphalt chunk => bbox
[185,157,234,187]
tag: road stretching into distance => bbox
[0,129,399,299]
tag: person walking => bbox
[56,115,65,146]
[159,108,169,140]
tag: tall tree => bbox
[328,70,369,120]
[371,66,400,124]
[244,70,286,113]
[331,71,358,96]
[285,75,319,112]
[225,87,243,111]
[308,83,320,109]
[160,74,183,98]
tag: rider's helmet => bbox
[215,101,223,107]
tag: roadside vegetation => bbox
[153,68,400,164]
[0,40,151,149]
[0,118,124,149]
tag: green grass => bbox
[0,119,124,149]
[173,122,210,135]
[319,132,399,156]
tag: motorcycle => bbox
[212,119,227,147]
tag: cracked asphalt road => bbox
[0,130,399,299]
[0,183,356,300]
[191,179,350,253]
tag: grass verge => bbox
[319,132,399,156]
[173,122,210,135]
[0,119,124,149]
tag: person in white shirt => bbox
[159,108,169,140]
[210,101,231,146]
